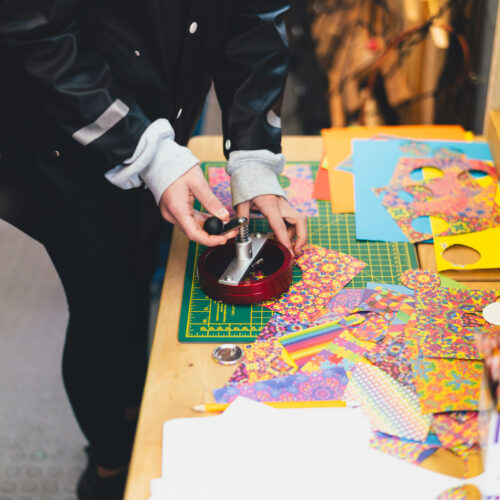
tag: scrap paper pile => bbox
[350,136,500,271]
[213,266,500,479]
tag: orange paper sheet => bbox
[322,125,467,213]
[312,156,331,200]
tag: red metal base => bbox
[197,239,293,305]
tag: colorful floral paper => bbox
[256,314,311,342]
[374,154,500,243]
[312,288,364,323]
[227,339,297,385]
[213,367,349,404]
[369,434,438,465]
[431,412,479,449]
[347,363,432,442]
[208,164,319,217]
[412,358,482,413]
[364,332,416,389]
[263,245,366,322]
[401,271,498,360]
[401,270,440,292]
[299,349,357,376]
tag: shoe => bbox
[77,448,128,500]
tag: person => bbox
[0,0,307,498]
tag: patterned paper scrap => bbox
[346,310,397,343]
[208,164,319,217]
[255,314,311,343]
[412,358,483,414]
[431,412,479,449]
[369,434,438,466]
[299,349,357,376]
[313,288,364,323]
[348,363,432,442]
[213,366,349,404]
[401,271,499,360]
[227,339,297,385]
[364,332,416,389]
[278,321,346,368]
[374,154,500,243]
[436,485,481,500]
[263,245,366,322]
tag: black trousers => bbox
[46,236,158,469]
[0,135,164,468]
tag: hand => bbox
[236,195,307,256]
[159,164,237,246]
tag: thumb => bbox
[189,171,229,221]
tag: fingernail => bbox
[216,208,229,219]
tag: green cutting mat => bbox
[177,162,418,342]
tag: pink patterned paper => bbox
[208,164,319,217]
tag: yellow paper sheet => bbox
[432,175,500,271]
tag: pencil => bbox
[192,400,347,412]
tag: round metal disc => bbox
[212,344,244,365]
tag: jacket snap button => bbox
[133,50,140,57]
[54,150,61,157]
[189,22,198,34]
[225,139,231,150]
[176,108,183,119]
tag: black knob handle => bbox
[203,216,224,235]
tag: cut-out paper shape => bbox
[263,245,366,322]
[227,339,297,385]
[347,363,432,442]
[369,434,438,466]
[353,139,492,242]
[208,164,319,217]
[312,156,331,201]
[431,412,479,449]
[434,225,500,272]
[412,358,483,414]
[278,321,346,368]
[323,125,466,213]
[374,154,500,243]
[213,367,349,404]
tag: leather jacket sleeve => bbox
[211,0,290,158]
[0,0,150,169]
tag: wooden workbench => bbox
[124,135,500,500]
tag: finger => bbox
[291,214,308,255]
[189,170,230,221]
[235,201,251,220]
[260,204,293,255]
[192,210,239,239]
[177,212,229,246]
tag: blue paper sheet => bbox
[353,139,494,242]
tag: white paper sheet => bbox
[149,397,483,500]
